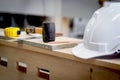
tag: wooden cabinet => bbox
[0,45,90,80]
[91,66,120,80]
[0,39,120,80]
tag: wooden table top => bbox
[0,28,120,71]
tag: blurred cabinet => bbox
[0,44,90,80]
[0,13,12,28]
[91,66,120,80]
[0,40,120,80]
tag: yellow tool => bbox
[4,27,21,38]
[25,27,42,34]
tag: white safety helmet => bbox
[72,3,120,59]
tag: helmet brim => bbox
[72,43,113,59]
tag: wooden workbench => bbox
[0,35,120,80]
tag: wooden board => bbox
[18,37,82,50]
[0,29,82,50]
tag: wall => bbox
[0,0,43,15]
[0,0,62,32]
[0,0,99,18]
[0,0,99,33]
[62,0,99,19]
[0,0,62,16]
